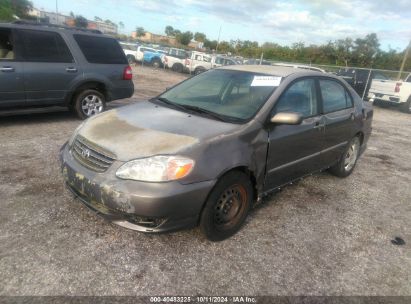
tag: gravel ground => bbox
[0,66,410,296]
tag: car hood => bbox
[77,101,240,161]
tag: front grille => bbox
[71,135,116,172]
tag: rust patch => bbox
[79,110,199,160]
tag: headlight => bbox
[68,121,86,146]
[116,156,195,182]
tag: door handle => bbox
[1,67,15,72]
[66,67,77,73]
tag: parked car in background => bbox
[135,45,157,62]
[60,65,373,241]
[212,56,240,68]
[162,48,188,73]
[185,51,212,75]
[143,49,167,68]
[0,21,134,119]
[336,68,388,99]
[120,42,138,63]
[368,73,411,113]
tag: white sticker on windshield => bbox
[251,76,282,87]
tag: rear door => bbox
[73,34,129,91]
[0,28,25,107]
[318,78,357,166]
[264,78,325,190]
[17,29,80,106]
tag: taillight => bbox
[123,66,133,80]
[185,59,190,65]
[395,82,402,93]
[164,56,168,63]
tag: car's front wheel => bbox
[171,63,183,73]
[126,55,136,64]
[72,89,106,119]
[329,136,361,177]
[152,58,161,68]
[200,171,253,241]
[194,67,205,75]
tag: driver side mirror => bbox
[270,112,303,125]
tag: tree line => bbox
[161,25,409,71]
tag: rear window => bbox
[73,34,127,64]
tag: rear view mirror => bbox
[270,112,303,125]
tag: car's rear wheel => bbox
[329,136,361,177]
[200,171,253,241]
[373,99,389,108]
[400,97,411,114]
[73,89,106,119]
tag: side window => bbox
[406,76,411,83]
[274,78,318,118]
[319,79,352,113]
[0,28,15,61]
[19,30,73,63]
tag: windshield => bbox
[157,69,279,122]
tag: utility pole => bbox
[55,0,58,24]
[398,40,411,80]
[215,25,222,53]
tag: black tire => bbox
[72,89,106,120]
[152,58,161,68]
[171,63,183,73]
[329,136,361,178]
[194,67,205,75]
[200,171,253,241]
[126,55,136,64]
[400,98,411,114]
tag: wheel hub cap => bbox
[81,95,103,117]
[344,140,359,171]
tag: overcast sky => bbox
[34,0,411,51]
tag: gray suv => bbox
[0,22,134,119]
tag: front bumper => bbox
[59,142,215,233]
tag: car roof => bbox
[0,22,104,37]
[218,64,326,77]
[274,63,326,73]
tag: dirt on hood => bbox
[78,108,199,161]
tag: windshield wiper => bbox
[154,97,242,123]
[154,97,188,111]
[176,104,234,122]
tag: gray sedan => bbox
[60,65,373,241]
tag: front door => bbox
[264,78,324,191]
[0,28,25,107]
[16,29,80,106]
